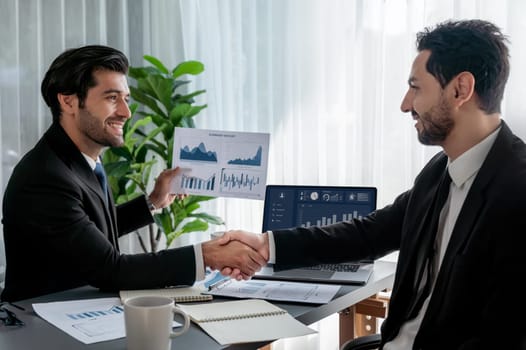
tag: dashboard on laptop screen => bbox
[262,185,377,232]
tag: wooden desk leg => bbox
[339,294,389,346]
[354,294,389,337]
[355,313,377,336]
[339,306,356,348]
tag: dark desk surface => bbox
[0,260,396,350]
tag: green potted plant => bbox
[103,56,224,252]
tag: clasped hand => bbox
[149,168,269,280]
[202,230,270,280]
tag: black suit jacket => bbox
[2,123,196,302]
[273,121,526,349]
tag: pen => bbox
[208,278,231,291]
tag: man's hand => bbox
[148,167,185,209]
[217,230,270,260]
[215,230,270,278]
[202,238,267,280]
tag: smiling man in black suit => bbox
[220,19,526,349]
[1,45,266,302]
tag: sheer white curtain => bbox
[2,0,526,348]
[161,0,526,239]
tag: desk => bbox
[0,260,395,350]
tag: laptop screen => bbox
[262,185,377,232]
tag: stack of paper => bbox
[205,278,340,304]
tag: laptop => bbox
[254,185,377,284]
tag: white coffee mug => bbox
[124,296,190,350]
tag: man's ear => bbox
[57,93,78,115]
[452,71,475,107]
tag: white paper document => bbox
[32,297,182,344]
[205,278,341,304]
[33,298,125,344]
[171,127,270,200]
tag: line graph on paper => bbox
[219,169,264,195]
[226,144,263,166]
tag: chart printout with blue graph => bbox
[172,127,270,199]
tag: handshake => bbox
[201,230,270,280]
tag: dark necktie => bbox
[94,162,109,204]
[407,168,452,319]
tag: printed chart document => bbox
[177,299,316,345]
[171,127,270,200]
[32,297,183,344]
[205,278,341,304]
[33,298,126,344]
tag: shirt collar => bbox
[82,153,98,171]
[448,124,501,187]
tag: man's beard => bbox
[79,108,124,148]
[416,97,454,146]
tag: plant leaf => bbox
[180,219,209,234]
[138,75,174,112]
[185,195,215,204]
[130,86,166,117]
[189,212,225,225]
[128,66,148,80]
[144,55,170,74]
[172,60,205,79]
[104,160,132,178]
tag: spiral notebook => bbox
[177,299,316,345]
[119,286,213,303]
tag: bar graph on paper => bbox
[180,173,217,191]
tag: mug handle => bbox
[170,307,190,338]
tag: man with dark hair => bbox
[221,19,526,349]
[1,45,265,302]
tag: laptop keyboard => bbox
[304,263,360,272]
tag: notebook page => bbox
[177,299,316,345]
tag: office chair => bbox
[340,333,381,350]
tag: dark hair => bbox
[41,45,129,122]
[416,19,510,114]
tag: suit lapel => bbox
[385,153,448,327]
[421,122,513,330]
[106,185,120,248]
[44,123,119,247]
